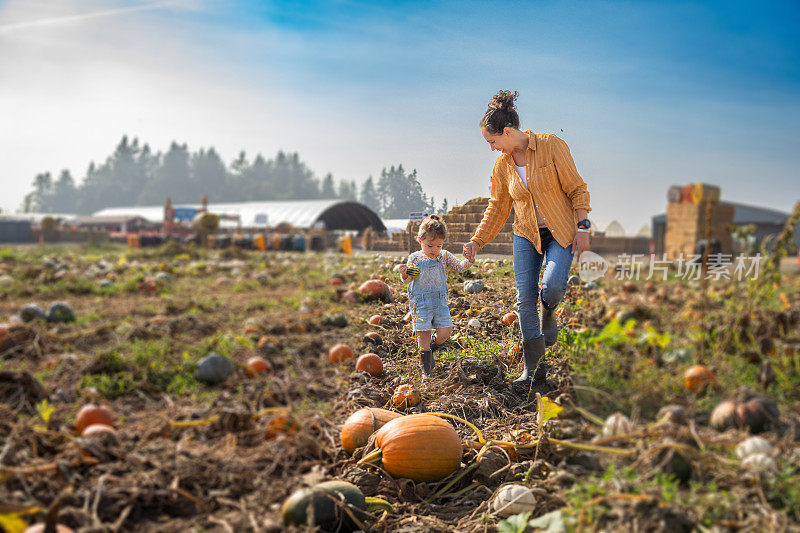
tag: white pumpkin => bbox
[741,452,777,473]
[467,318,482,330]
[735,436,773,460]
[602,412,632,437]
[491,484,537,518]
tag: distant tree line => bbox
[22,136,448,218]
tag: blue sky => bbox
[1,0,798,232]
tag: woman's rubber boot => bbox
[420,349,434,377]
[541,304,559,347]
[512,336,547,385]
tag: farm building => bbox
[651,201,799,256]
[93,199,386,233]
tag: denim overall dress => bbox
[408,253,453,331]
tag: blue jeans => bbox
[513,229,574,341]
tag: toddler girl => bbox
[399,215,473,376]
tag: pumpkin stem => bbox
[364,496,394,512]
[424,412,485,444]
[356,448,383,466]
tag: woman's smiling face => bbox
[482,126,514,154]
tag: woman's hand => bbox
[463,241,479,262]
[572,231,590,260]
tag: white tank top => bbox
[516,165,547,228]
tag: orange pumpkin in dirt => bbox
[75,404,114,434]
[683,365,715,395]
[340,407,403,454]
[507,345,522,365]
[358,280,393,302]
[355,353,383,376]
[330,277,344,286]
[328,344,354,363]
[392,384,421,409]
[266,413,300,439]
[368,314,383,326]
[501,313,517,326]
[369,414,462,482]
[246,356,271,376]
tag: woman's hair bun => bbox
[489,90,518,112]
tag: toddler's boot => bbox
[420,349,434,377]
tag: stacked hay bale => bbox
[665,183,733,260]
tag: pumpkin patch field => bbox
[1,243,799,532]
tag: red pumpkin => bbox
[368,314,383,325]
[355,353,383,376]
[501,313,517,326]
[75,404,114,434]
[684,365,715,395]
[340,407,402,454]
[371,414,462,482]
[246,356,271,376]
[328,344,354,363]
[358,280,393,302]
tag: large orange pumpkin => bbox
[358,280,393,302]
[340,407,403,454]
[75,404,114,434]
[328,344,354,363]
[392,384,421,409]
[684,365,715,395]
[370,414,462,482]
[355,353,383,376]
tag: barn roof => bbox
[651,202,789,225]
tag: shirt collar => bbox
[525,130,537,152]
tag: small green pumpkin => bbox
[281,480,366,532]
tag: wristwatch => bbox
[577,219,591,230]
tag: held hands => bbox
[398,264,407,280]
[463,241,479,263]
[572,231,590,259]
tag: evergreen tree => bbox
[52,170,78,213]
[376,165,431,218]
[321,173,336,198]
[440,197,448,214]
[360,176,380,213]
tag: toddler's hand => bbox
[398,265,407,276]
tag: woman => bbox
[462,90,592,390]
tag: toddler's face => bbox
[418,236,444,259]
